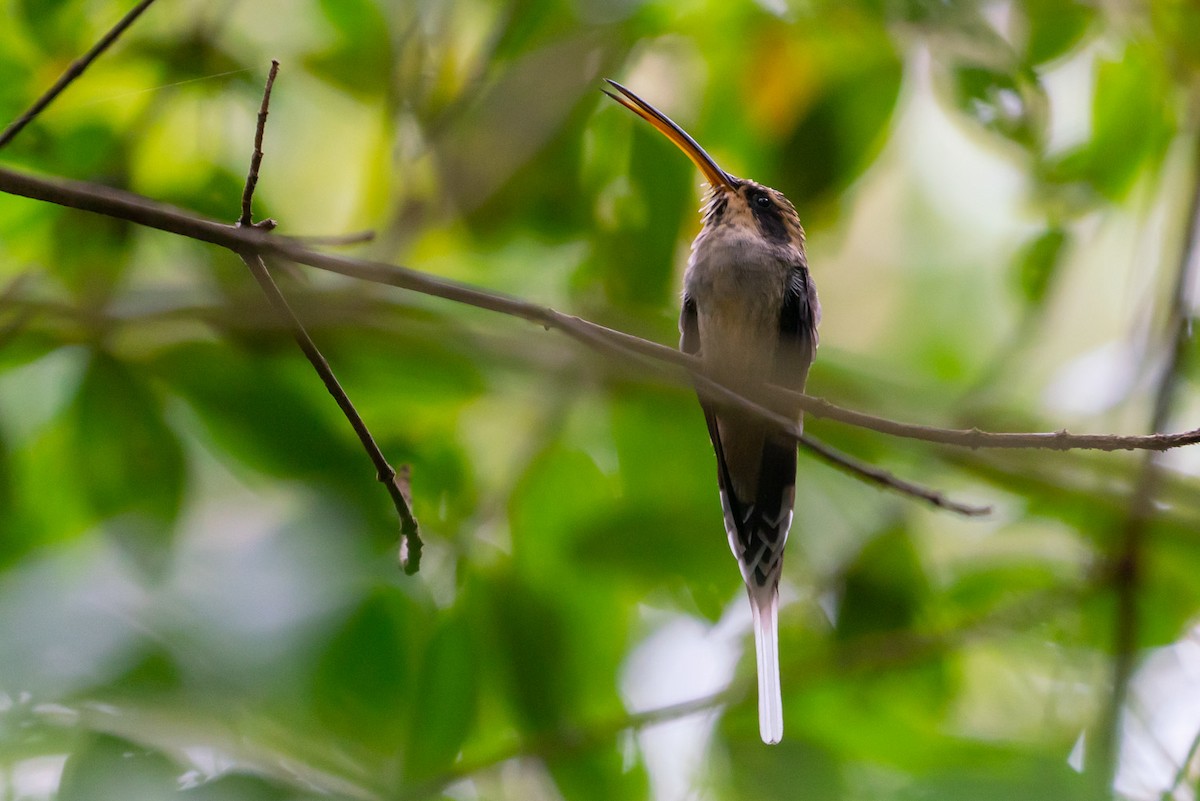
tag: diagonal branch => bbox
[798,436,987,516]
[3,165,1200,514]
[5,162,1195,454]
[0,0,163,150]
[232,62,422,572]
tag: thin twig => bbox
[240,251,423,571]
[233,63,422,572]
[798,436,990,516]
[1096,123,1200,796]
[239,60,279,228]
[1,165,1199,494]
[0,0,162,149]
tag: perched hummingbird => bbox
[604,80,819,744]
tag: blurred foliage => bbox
[2,1,1200,800]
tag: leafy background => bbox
[1,0,1200,799]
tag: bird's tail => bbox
[749,584,782,744]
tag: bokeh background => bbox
[2,0,1200,799]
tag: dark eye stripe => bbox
[752,197,789,242]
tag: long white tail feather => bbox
[750,588,783,744]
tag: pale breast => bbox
[684,233,788,383]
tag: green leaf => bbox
[509,442,614,566]
[1049,44,1173,199]
[58,734,180,801]
[404,611,477,779]
[480,569,570,733]
[724,735,844,801]
[1024,0,1094,65]
[778,49,903,215]
[49,208,132,303]
[311,589,417,752]
[947,66,1046,150]
[182,773,294,801]
[837,524,928,640]
[305,0,392,98]
[1013,227,1068,306]
[149,342,371,505]
[587,111,693,310]
[14,0,86,57]
[71,351,186,526]
[547,748,649,801]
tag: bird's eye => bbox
[754,193,771,208]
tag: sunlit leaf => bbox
[1049,44,1174,199]
[1023,0,1094,65]
[305,0,392,99]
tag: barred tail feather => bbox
[750,586,783,744]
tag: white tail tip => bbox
[750,589,783,744]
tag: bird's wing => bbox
[738,261,819,580]
[680,294,738,510]
[773,262,819,391]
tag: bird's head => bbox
[603,79,804,255]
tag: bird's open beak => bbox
[604,79,736,191]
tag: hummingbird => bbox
[604,80,819,744]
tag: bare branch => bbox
[239,60,279,229]
[0,0,162,149]
[1,164,1198,517]
[232,63,422,572]
[798,436,990,516]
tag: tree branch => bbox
[231,62,422,573]
[238,61,278,229]
[3,164,1200,519]
[0,0,163,149]
[798,436,987,516]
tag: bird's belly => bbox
[697,303,776,382]
[688,255,783,384]
[685,248,796,498]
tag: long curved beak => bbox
[603,79,736,191]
